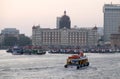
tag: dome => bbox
[59,11,71,29]
[61,14,70,21]
[92,26,97,30]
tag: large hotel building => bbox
[32,11,98,47]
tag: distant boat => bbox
[6,46,46,55]
[6,48,13,53]
[23,49,46,55]
[11,46,23,55]
[35,49,46,55]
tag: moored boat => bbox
[6,46,46,55]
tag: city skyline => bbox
[0,0,120,36]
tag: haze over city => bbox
[0,0,120,36]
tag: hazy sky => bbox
[0,0,120,36]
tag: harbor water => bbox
[0,50,120,79]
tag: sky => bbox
[0,0,120,36]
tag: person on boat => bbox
[78,51,84,57]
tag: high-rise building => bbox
[56,17,61,29]
[103,4,120,42]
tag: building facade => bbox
[110,26,120,47]
[111,34,120,47]
[1,28,19,35]
[103,4,120,42]
[32,11,98,47]
[32,26,98,47]
[0,28,19,47]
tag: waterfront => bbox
[0,50,120,79]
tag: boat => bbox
[25,49,46,55]
[48,49,79,54]
[64,52,89,69]
[11,46,23,55]
[22,46,46,55]
[6,48,13,53]
[6,46,46,55]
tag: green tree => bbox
[4,36,18,46]
[18,35,32,46]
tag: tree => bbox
[3,36,18,46]
[3,35,32,47]
[17,35,32,46]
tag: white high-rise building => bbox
[103,4,120,42]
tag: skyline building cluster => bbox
[1,3,120,48]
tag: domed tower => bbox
[59,11,71,29]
